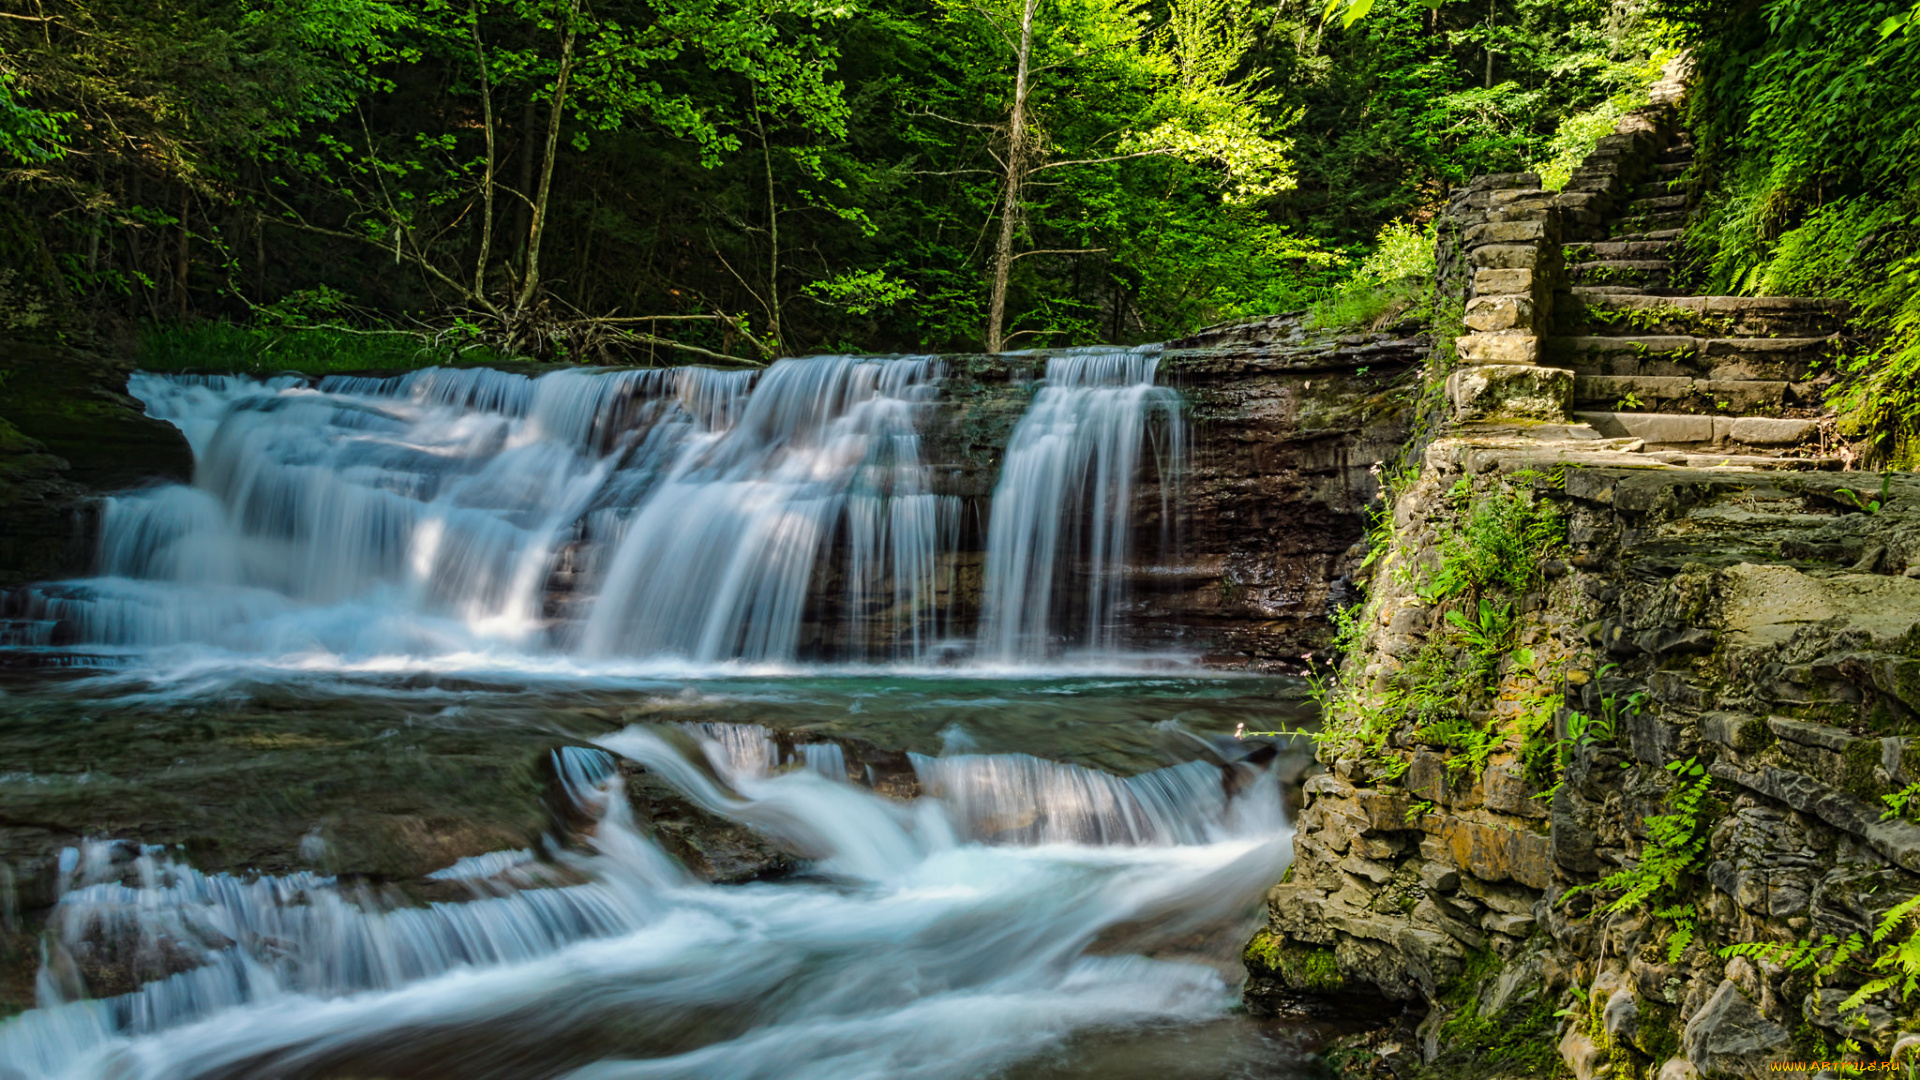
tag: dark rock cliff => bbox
[0,342,193,589]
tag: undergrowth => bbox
[1310,470,1567,780]
[1307,220,1438,332]
[1674,0,1920,464]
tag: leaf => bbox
[1342,0,1375,28]
[1880,14,1910,39]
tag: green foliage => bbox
[1664,0,1920,463]
[1718,891,1920,1043]
[1885,781,1920,824]
[0,70,71,164]
[1565,757,1712,918]
[1281,0,1664,250]
[139,321,514,375]
[1530,94,1630,190]
[1835,474,1895,515]
[1422,474,1565,602]
[1307,218,1437,331]
[1313,472,1566,778]
[0,0,1665,356]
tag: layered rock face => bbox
[778,332,1423,665]
[0,342,192,589]
[1246,66,1920,1080]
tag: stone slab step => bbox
[1562,292,1850,338]
[1609,228,1684,244]
[1573,374,1793,413]
[1611,210,1689,234]
[1653,161,1690,177]
[1546,335,1838,381]
[1574,411,1820,448]
[1572,240,1676,261]
[1627,194,1690,214]
[1569,260,1672,288]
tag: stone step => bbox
[1610,210,1690,234]
[1569,240,1676,261]
[1609,228,1684,244]
[1569,260,1673,289]
[1633,180,1687,199]
[1561,292,1850,338]
[1545,335,1837,381]
[1574,411,1820,449]
[1626,194,1690,214]
[1571,374,1803,414]
[1653,161,1690,177]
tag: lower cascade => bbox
[11,348,1186,669]
[0,724,1292,1080]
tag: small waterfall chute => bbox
[977,347,1187,662]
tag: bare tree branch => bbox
[1010,247,1105,261]
[1029,149,1174,173]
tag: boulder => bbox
[1683,980,1793,1079]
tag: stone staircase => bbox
[1439,58,1851,463]
[1548,126,1848,456]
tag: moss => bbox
[1426,951,1562,1079]
[1638,1002,1682,1065]
[1842,739,1885,801]
[1245,932,1346,995]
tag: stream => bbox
[0,352,1340,1079]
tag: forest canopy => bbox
[0,0,1666,361]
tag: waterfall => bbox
[978,347,1187,662]
[0,727,1291,1080]
[20,358,960,665]
[580,356,956,662]
[11,345,1194,669]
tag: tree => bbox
[952,0,1295,351]
[264,0,855,360]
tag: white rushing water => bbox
[11,358,962,667]
[978,347,1186,662]
[7,350,1189,670]
[0,727,1290,1080]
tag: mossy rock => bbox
[1244,931,1346,995]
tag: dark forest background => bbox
[4,0,1920,462]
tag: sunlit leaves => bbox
[0,71,72,164]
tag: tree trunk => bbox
[471,1,498,302]
[513,101,537,273]
[1485,0,1496,88]
[985,0,1038,354]
[174,188,190,319]
[754,91,782,355]
[514,0,582,316]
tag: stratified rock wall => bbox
[1246,62,1920,1080]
